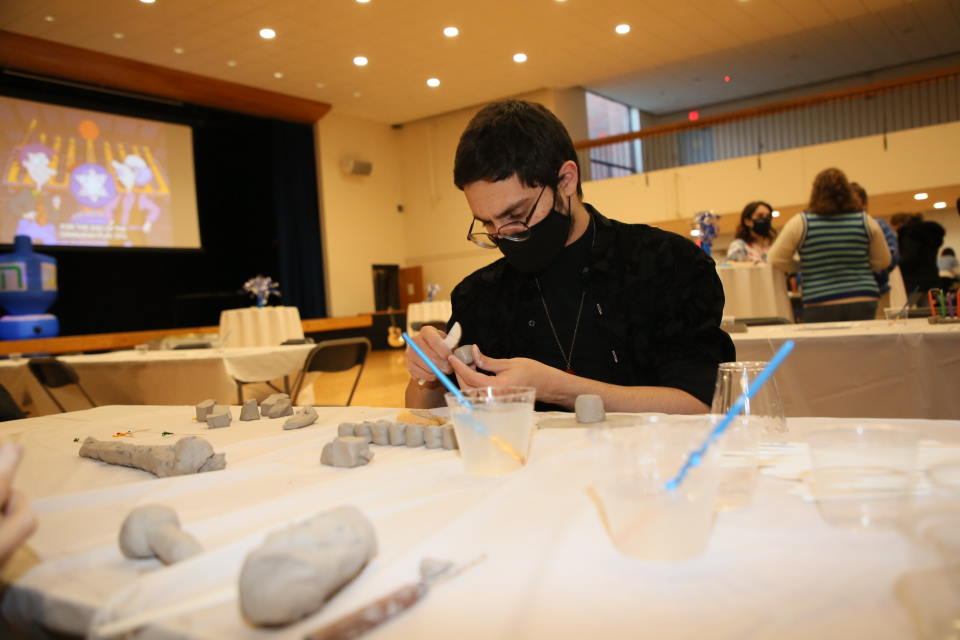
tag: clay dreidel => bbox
[206,406,232,428]
[405,423,424,447]
[354,422,373,443]
[370,420,391,445]
[195,399,215,422]
[423,424,443,449]
[284,406,318,430]
[119,504,202,565]
[260,393,288,416]
[453,345,474,366]
[388,422,406,446]
[239,399,260,421]
[575,394,605,424]
[338,423,356,437]
[321,437,374,468]
[265,398,294,418]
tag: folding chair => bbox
[27,357,97,413]
[290,337,371,406]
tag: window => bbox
[585,92,642,179]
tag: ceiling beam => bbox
[0,30,331,124]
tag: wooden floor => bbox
[309,348,410,407]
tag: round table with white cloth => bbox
[218,306,304,348]
[716,263,794,321]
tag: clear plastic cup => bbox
[714,415,762,511]
[590,415,721,562]
[444,386,536,476]
[712,361,787,437]
[806,424,919,530]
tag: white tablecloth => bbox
[218,306,304,348]
[717,264,794,322]
[733,318,960,419]
[2,405,958,639]
[1,346,315,416]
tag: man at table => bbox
[405,100,734,413]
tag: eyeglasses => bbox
[466,185,547,249]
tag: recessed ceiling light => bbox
[933,201,947,209]
[353,91,362,98]
[315,82,326,89]
[259,28,276,39]
[113,32,125,39]
[173,47,184,54]
[443,26,460,37]
[226,60,237,67]
[914,192,928,200]
[513,52,528,63]
[43,15,55,22]
[353,56,368,66]
[426,78,440,88]
[772,210,781,218]
[615,24,631,35]
[723,75,732,82]
[690,229,701,237]
[139,0,156,4]
[356,0,371,3]
[273,72,284,79]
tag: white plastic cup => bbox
[591,415,722,562]
[444,386,536,476]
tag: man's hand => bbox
[0,444,37,565]
[448,345,564,398]
[404,326,454,387]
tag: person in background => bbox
[939,247,959,287]
[769,167,891,322]
[890,212,945,301]
[850,182,900,314]
[726,201,776,263]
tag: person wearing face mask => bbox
[404,100,735,413]
[726,201,776,263]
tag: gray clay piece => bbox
[338,423,356,437]
[238,505,377,627]
[441,424,458,450]
[320,437,374,468]
[575,394,606,424]
[260,393,289,416]
[206,407,232,429]
[388,422,406,446]
[283,406,319,430]
[405,423,424,448]
[195,399,215,422]
[354,422,373,443]
[264,398,294,419]
[453,344,475,366]
[79,436,226,477]
[423,424,443,449]
[119,504,202,565]
[239,399,260,421]
[370,420,390,445]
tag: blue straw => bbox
[664,339,795,491]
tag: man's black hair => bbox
[453,99,583,198]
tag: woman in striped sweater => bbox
[769,168,891,323]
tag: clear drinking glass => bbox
[711,361,787,436]
[444,386,536,476]
[590,415,722,562]
[713,415,762,511]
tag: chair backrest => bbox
[0,383,26,421]
[171,342,213,350]
[281,337,315,345]
[304,338,372,373]
[28,357,80,388]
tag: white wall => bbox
[315,113,405,317]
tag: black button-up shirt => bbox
[448,204,735,410]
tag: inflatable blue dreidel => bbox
[0,235,59,339]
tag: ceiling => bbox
[2,0,959,126]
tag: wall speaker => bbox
[341,157,373,176]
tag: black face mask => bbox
[496,205,572,274]
[752,217,772,237]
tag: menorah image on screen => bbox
[0,96,201,249]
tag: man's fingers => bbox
[0,490,37,562]
[472,345,510,373]
[421,329,454,374]
[449,355,493,387]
